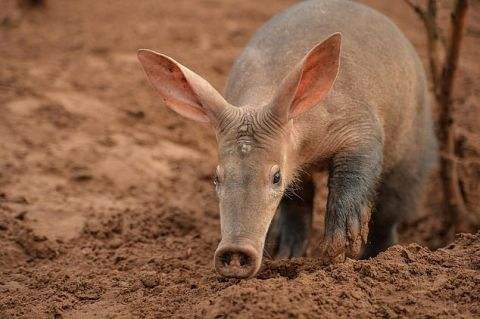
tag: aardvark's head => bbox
[137,33,340,278]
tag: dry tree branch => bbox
[404,0,427,19]
[438,0,470,233]
[405,0,443,91]
[404,0,471,233]
[440,0,468,106]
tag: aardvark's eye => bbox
[272,170,281,185]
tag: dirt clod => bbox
[139,271,160,288]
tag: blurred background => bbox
[0,0,479,317]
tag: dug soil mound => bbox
[1,0,479,318]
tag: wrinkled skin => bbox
[138,0,437,278]
[213,109,289,277]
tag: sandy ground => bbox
[0,0,479,318]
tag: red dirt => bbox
[0,0,479,318]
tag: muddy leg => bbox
[265,176,315,259]
[322,145,383,260]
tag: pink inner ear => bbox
[138,50,210,123]
[289,34,341,118]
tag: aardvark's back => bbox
[225,0,433,170]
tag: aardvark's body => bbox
[138,0,437,278]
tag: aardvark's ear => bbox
[269,33,341,121]
[138,49,230,124]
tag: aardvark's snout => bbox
[214,240,262,278]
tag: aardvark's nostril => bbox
[219,251,250,267]
[214,243,261,278]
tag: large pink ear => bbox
[270,33,341,121]
[138,49,229,123]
